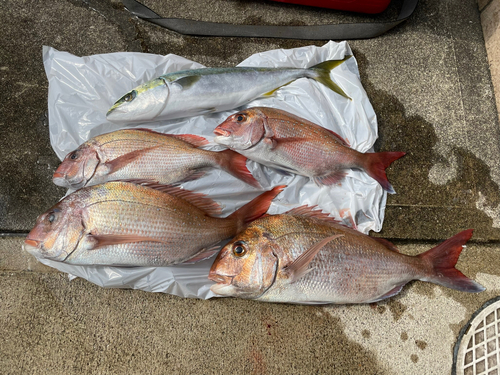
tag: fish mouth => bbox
[23,239,42,258]
[52,172,69,187]
[24,238,40,248]
[208,272,233,285]
[106,106,126,121]
[213,127,231,137]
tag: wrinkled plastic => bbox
[39,41,386,298]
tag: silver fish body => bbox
[106,58,351,123]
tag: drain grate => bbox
[454,297,500,375]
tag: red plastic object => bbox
[271,0,392,14]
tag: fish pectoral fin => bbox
[283,234,344,283]
[88,234,167,250]
[105,146,162,174]
[182,245,221,264]
[171,75,201,90]
[264,136,307,150]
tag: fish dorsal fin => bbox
[139,182,222,216]
[168,134,208,148]
[88,234,168,249]
[172,75,201,90]
[117,180,222,216]
[134,128,163,135]
[105,146,162,174]
[324,128,350,147]
[371,237,400,253]
[285,205,340,224]
[283,234,344,283]
[134,128,208,148]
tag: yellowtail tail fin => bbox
[309,56,352,100]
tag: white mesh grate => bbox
[457,301,500,375]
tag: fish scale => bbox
[214,107,405,192]
[53,129,260,189]
[209,211,484,304]
[25,182,285,267]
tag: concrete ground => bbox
[1,0,500,374]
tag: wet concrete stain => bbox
[415,340,427,350]
[411,354,419,363]
[401,332,408,341]
[1,279,386,375]
[361,330,371,339]
[352,50,500,241]
[388,301,408,322]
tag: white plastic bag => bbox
[39,41,386,298]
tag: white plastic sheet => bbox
[38,41,386,298]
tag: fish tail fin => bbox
[228,185,286,230]
[362,151,406,194]
[309,56,352,99]
[214,149,261,188]
[418,229,485,293]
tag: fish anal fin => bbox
[88,234,167,250]
[312,170,347,186]
[368,284,406,303]
[106,146,162,174]
[284,234,344,283]
[371,237,400,253]
[259,82,293,98]
[285,205,340,224]
[182,245,220,264]
[178,170,207,183]
[261,87,280,97]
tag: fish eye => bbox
[69,151,79,160]
[47,212,56,223]
[123,90,136,102]
[236,114,246,122]
[232,241,247,257]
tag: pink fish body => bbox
[214,107,405,193]
[24,182,284,266]
[53,128,259,189]
[209,208,484,304]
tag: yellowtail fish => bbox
[53,128,260,189]
[209,207,484,304]
[106,57,351,123]
[214,107,406,193]
[24,182,285,266]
